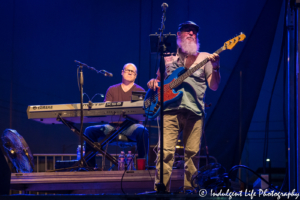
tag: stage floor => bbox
[1,194,252,200]
[8,170,286,200]
[10,169,184,194]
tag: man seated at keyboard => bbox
[84,63,149,168]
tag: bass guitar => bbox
[143,33,246,119]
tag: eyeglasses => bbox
[181,27,198,35]
[124,69,136,74]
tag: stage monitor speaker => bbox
[253,174,269,190]
[1,129,34,173]
[0,146,11,195]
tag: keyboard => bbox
[27,101,145,124]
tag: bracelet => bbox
[213,67,220,72]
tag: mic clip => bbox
[88,101,93,109]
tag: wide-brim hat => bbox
[178,21,199,33]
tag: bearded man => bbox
[147,21,221,192]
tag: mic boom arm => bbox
[74,60,113,77]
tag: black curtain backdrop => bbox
[204,0,284,171]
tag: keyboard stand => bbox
[99,116,138,149]
[56,114,138,168]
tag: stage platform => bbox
[7,170,284,200]
[0,194,260,200]
[10,169,183,194]
[2,193,280,200]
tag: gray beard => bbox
[177,38,200,55]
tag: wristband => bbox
[213,66,220,72]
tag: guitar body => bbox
[144,67,186,119]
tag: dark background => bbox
[1,0,285,178]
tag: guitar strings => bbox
[144,61,205,108]
[144,72,193,107]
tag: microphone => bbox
[161,3,168,12]
[100,70,113,77]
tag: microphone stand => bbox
[78,63,87,169]
[156,3,168,193]
[75,60,113,77]
[74,60,113,170]
[48,63,91,172]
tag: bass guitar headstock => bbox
[223,33,246,50]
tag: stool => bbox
[104,134,137,170]
[110,134,137,149]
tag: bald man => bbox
[84,63,149,168]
